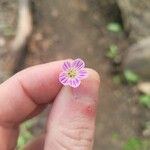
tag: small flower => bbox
[59,58,88,88]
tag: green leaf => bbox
[17,136,26,147]
[17,121,34,149]
[106,45,118,59]
[107,22,122,33]
[24,120,34,129]
[139,95,150,108]
[123,138,150,150]
[123,138,142,150]
[124,70,140,84]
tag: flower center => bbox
[67,69,77,78]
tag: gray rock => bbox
[138,82,150,95]
[124,37,150,79]
[0,0,32,83]
[142,128,150,138]
[117,0,150,41]
[0,0,18,83]
[0,0,18,82]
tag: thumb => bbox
[44,69,100,150]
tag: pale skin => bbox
[0,60,100,150]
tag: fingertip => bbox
[85,68,100,84]
[73,68,100,103]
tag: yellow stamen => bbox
[67,69,77,78]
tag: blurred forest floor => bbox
[0,0,150,150]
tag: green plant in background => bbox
[106,44,118,60]
[139,94,150,108]
[123,138,150,150]
[107,22,122,33]
[123,70,140,84]
[123,138,142,150]
[17,120,34,150]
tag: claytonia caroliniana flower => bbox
[59,58,88,88]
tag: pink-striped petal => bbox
[59,72,69,85]
[72,58,85,70]
[68,78,81,88]
[77,69,88,79]
[62,61,71,71]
